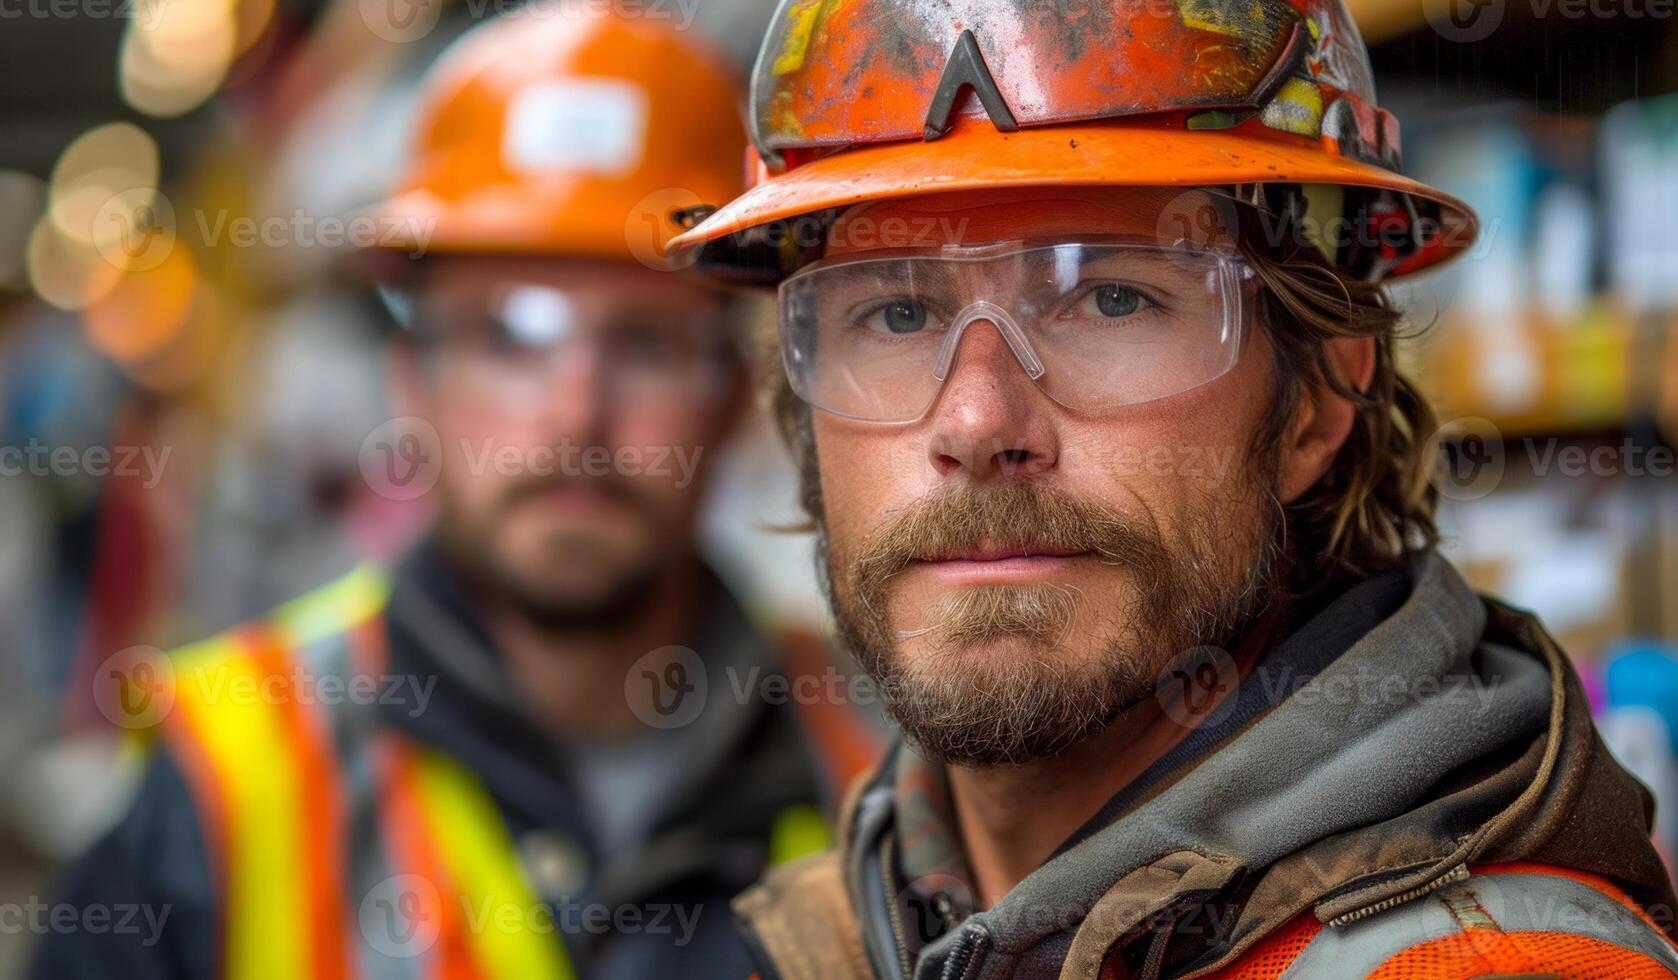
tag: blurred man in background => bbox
[30,7,873,980]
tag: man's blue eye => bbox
[1092,284,1142,317]
[882,300,927,334]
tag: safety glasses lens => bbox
[777,244,1252,423]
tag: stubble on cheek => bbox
[819,473,1280,766]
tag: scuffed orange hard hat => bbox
[671,0,1478,284]
[368,3,746,264]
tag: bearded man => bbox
[669,1,1678,976]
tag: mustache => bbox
[497,468,650,516]
[850,482,1174,594]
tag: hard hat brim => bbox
[673,119,1478,281]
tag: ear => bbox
[1278,336,1375,503]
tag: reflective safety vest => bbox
[735,848,1678,979]
[1201,864,1678,979]
[157,567,850,980]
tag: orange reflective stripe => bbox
[410,748,576,980]
[378,736,577,980]
[379,736,483,980]
[248,627,351,980]
[1367,929,1678,979]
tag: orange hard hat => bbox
[366,3,746,265]
[671,0,1478,284]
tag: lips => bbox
[913,544,1090,563]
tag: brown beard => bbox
[440,469,667,634]
[823,478,1281,767]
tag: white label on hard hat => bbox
[504,79,648,178]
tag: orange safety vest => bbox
[153,567,867,980]
[1200,863,1678,979]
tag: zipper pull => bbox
[1324,863,1470,928]
[938,922,990,980]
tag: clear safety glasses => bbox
[777,240,1257,424]
[394,281,733,417]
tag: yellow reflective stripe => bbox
[411,748,577,980]
[271,565,391,648]
[769,804,834,865]
[170,638,312,980]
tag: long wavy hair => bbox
[1237,209,1441,588]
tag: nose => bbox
[924,318,1060,481]
[535,344,609,441]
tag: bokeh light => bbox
[119,0,238,118]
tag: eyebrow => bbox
[812,259,964,295]
[808,247,1212,306]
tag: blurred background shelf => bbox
[1408,303,1678,439]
